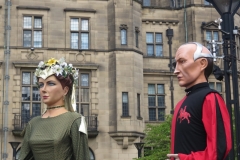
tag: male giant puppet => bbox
[167,42,232,160]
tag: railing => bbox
[13,113,98,131]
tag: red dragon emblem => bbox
[178,106,191,123]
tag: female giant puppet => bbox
[19,58,90,160]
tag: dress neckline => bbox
[41,111,70,119]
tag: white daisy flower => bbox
[53,65,63,76]
[38,61,45,68]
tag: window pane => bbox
[81,74,89,86]
[81,88,89,102]
[157,96,165,106]
[206,31,212,41]
[32,87,40,101]
[216,82,222,92]
[158,108,165,121]
[21,103,30,128]
[204,0,211,5]
[148,96,155,106]
[146,33,153,43]
[71,33,79,49]
[137,94,140,117]
[157,84,164,94]
[22,87,30,101]
[149,108,156,121]
[213,31,219,41]
[33,75,37,85]
[136,32,139,48]
[23,17,32,29]
[75,88,79,102]
[81,104,89,117]
[34,18,42,28]
[32,103,41,117]
[148,84,155,94]
[76,103,80,113]
[81,33,89,49]
[34,31,42,47]
[81,20,89,31]
[122,93,129,116]
[121,29,127,45]
[22,72,31,84]
[209,82,214,89]
[143,0,151,6]
[71,18,79,31]
[23,31,32,47]
[147,45,154,56]
[123,92,128,103]
[156,45,163,57]
[155,33,162,43]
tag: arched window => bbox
[119,24,128,45]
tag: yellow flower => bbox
[46,58,57,66]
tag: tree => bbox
[137,116,172,160]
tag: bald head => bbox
[179,42,212,61]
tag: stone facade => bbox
[0,0,240,160]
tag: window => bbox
[148,84,165,121]
[146,33,163,57]
[23,16,42,47]
[206,30,219,51]
[209,82,223,93]
[137,93,141,118]
[76,73,90,117]
[204,0,211,5]
[71,18,89,49]
[135,27,140,48]
[21,71,41,128]
[171,0,182,8]
[122,92,129,117]
[143,0,151,6]
[120,24,128,45]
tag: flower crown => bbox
[35,58,79,83]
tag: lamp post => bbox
[206,0,240,159]
[9,142,21,160]
[166,27,174,114]
[134,142,145,158]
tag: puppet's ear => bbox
[200,58,208,71]
[63,86,69,95]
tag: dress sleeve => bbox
[19,123,33,160]
[178,93,232,160]
[70,117,90,160]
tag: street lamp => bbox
[134,142,145,158]
[166,27,174,115]
[9,142,21,160]
[206,0,240,159]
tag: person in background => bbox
[19,57,90,160]
[166,42,232,160]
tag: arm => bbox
[70,117,90,160]
[178,93,232,160]
[19,123,34,160]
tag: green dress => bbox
[19,112,90,160]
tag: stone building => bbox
[0,0,240,159]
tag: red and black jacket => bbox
[171,82,232,160]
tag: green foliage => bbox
[137,116,172,160]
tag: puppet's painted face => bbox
[174,45,203,89]
[38,75,69,107]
